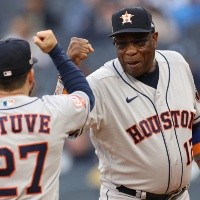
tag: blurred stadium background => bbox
[0,0,199,199]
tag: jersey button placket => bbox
[155,91,163,106]
[170,134,173,140]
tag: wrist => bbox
[49,43,60,56]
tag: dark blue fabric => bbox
[49,43,95,110]
[135,62,159,89]
[192,122,200,145]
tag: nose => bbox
[125,43,138,55]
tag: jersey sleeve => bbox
[42,91,90,136]
[84,74,109,133]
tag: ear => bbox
[152,32,158,48]
[27,69,34,84]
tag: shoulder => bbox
[156,50,194,81]
[87,58,118,81]
[156,50,187,64]
[41,92,88,107]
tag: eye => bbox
[114,41,128,50]
[133,39,148,47]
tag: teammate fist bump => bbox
[33,29,58,53]
[67,37,94,66]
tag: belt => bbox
[116,185,187,200]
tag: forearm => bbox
[192,123,200,169]
[49,43,95,110]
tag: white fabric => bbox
[84,50,200,198]
[0,91,89,200]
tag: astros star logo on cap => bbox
[120,11,134,25]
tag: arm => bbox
[33,30,95,110]
[54,37,94,95]
[192,122,200,169]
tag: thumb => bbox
[88,44,94,52]
[33,36,43,47]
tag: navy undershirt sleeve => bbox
[48,43,95,110]
[192,122,200,145]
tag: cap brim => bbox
[108,28,151,37]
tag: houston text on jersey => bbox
[126,110,195,144]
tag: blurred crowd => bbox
[2,0,200,93]
[1,0,200,199]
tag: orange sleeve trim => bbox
[193,143,200,156]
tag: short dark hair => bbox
[0,70,30,92]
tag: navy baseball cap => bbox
[0,38,38,79]
[109,7,155,37]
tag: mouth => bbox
[126,61,141,67]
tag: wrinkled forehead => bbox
[114,32,150,40]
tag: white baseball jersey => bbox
[84,50,200,197]
[0,91,89,200]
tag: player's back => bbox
[0,94,86,200]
